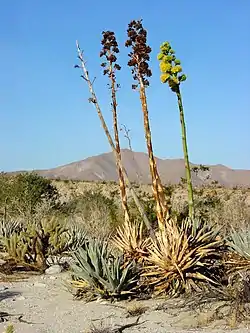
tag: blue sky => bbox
[1,0,249,171]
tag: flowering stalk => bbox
[125,20,169,228]
[75,41,155,238]
[158,42,194,219]
[100,31,130,223]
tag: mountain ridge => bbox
[14,149,249,188]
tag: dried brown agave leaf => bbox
[112,220,151,264]
[142,218,223,296]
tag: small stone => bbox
[96,297,109,305]
[50,276,57,280]
[34,282,46,288]
[0,286,8,291]
[45,264,62,275]
[0,259,6,265]
[16,296,25,301]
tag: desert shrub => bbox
[218,193,250,233]
[0,173,59,220]
[0,219,23,251]
[182,271,250,328]
[128,187,173,227]
[4,325,15,333]
[60,190,122,238]
[1,216,86,270]
[70,238,139,300]
[125,303,149,317]
[2,217,68,270]
[171,189,250,236]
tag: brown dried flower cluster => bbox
[125,20,152,89]
[100,31,121,79]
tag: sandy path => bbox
[0,272,249,333]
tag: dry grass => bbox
[86,324,112,333]
[174,270,250,328]
[125,302,148,317]
[54,180,250,235]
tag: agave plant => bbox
[143,218,224,296]
[112,220,151,265]
[64,224,88,252]
[226,228,250,271]
[228,229,250,260]
[70,238,139,299]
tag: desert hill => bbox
[30,149,250,188]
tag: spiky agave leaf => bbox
[71,239,108,290]
[65,224,88,252]
[70,238,139,299]
[112,220,151,264]
[101,256,139,296]
[229,229,250,260]
[143,218,223,296]
[226,228,250,272]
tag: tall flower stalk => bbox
[75,41,155,238]
[158,42,194,219]
[125,20,169,228]
[100,31,130,223]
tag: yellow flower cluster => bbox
[158,41,186,92]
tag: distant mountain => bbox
[29,149,250,188]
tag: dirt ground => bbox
[0,272,249,333]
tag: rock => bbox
[0,286,8,291]
[197,310,215,326]
[16,296,26,301]
[45,264,62,275]
[0,259,6,265]
[34,282,46,288]
[50,276,57,280]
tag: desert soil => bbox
[0,271,249,333]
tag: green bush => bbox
[0,172,59,219]
[2,217,68,270]
[60,190,122,238]
[1,217,87,270]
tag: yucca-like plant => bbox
[143,218,223,296]
[65,224,88,252]
[229,229,250,260]
[158,41,194,220]
[227,229,250,271]
[112,220,150,265]
[71,238,139,299]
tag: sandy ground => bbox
[0,272,249,333]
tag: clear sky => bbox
[1,0,249,171]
